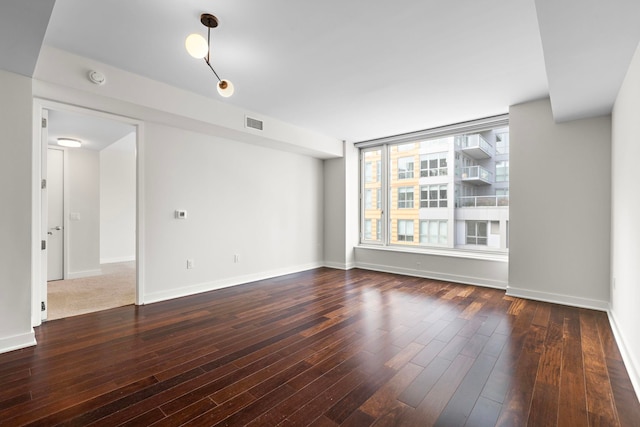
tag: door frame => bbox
[31,99,146,327]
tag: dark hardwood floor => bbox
[0,268,638,426]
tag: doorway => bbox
[39,105,139,321]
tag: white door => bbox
[47,148,64,281]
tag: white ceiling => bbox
[2,0,640,144]
[535,0,640,122]
[47,110,135,151]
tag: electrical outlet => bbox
[234,254,239,263]
[187,259,194,269]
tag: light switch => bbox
[69,212,81,221]
[175,210,187,219]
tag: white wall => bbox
[355,246,508,288]
[143,123,324,302]
[323,155,346,267]
[323,142,359,269]
[27,48,336,310]
[100,133,136,264]
[508,98,611,309]
[611,41,640,397]
[34,47,342,160]
[67,148,101,278]
[0,70,36,352]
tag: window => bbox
[398,143,415,152]
[496,160,509,182]
[420,152,448,177]
[466,221,488,245]
[364,189,373,209]
[364,162,373,182]
[364,219,372,239]
[420,220,447,245]
[496,132,509,154]
[397,220,414,242]
[398,187,414,208]
[362,148,383,243]
[358,116,509,253]
[420,185,448,208]
[398,157,414,179]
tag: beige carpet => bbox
[47,261,136,321]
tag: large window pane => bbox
[360,117,509,252]
[362,148,383,243]
[364,219,372,239]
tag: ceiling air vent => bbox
[245,116,263,131]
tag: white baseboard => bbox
[607,310,640,402]
[143,262,324,304]
[100,256,135,264]
[0,330,36,355]
[354,261,507,289]
[66,269,102,280]
[506,286,609,311]
[323,261,355,270]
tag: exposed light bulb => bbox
[185,33,208,59]
[217,79,234,97]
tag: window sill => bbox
[355,244,508,263]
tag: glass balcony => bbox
[456,134,494,159]
[460,165,492,185]
[456,195,509,208]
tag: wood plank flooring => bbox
[0,268,638,426]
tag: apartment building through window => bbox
[359,115,509,253]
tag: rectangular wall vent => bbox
[245,116,263,131]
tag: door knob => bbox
[54,226,62,230]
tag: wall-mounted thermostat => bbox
[175,210,187,219]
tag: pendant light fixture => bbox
[185,13,234,97]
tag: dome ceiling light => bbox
[57,138,82,148]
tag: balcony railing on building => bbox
[456,134,494,159]
[460,165,492,185]
[456,195,509,208]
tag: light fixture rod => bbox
[203,25,222,83]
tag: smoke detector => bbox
[88,70,106,85]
